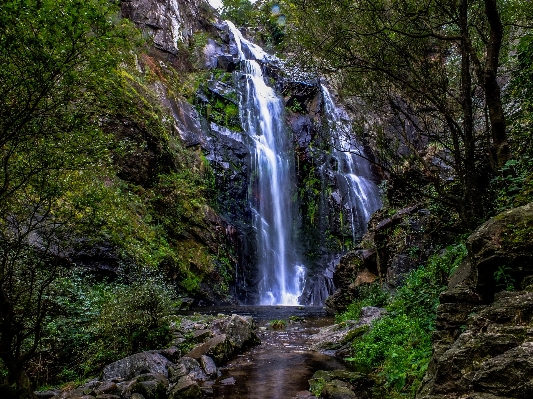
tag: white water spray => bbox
[227,21,305,305]
[321,85,382,241]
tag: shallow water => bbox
[188,306,350,399]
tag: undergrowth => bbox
[340,242,467,398]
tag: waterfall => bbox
[227,21,305,305]
[321,85,382,241]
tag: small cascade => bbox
[226,21,305,305]
[321,85,382,241]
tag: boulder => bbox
[309,370,369,399]
[211,314,261,350]
[168,376,202,399]
[35,390,60,399]
[178,357,208,381]
[102,351,172,381]
[186,334,232,365]
[467,202,533,300]
[129,374,168,399]
[93,382,117,396]
[320,380,357,399]
[200,355,218,378]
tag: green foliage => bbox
[210,99,242,131]
[336,283,391,323]
[221,0,255,26]
[344,243,467,397]
[287,98,304,113]
[269,319,287,329]
[36,273,177,385]
[493,158,533,211]
[87,278,175,363]
[0,0,229,393]
[507,32,533,160]
[494,265,516,291]
[309,377,325,397]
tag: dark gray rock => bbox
[320,380,357,399]
[200,355,218,378]
[168,376,202,399]
[467,202,533,300]
[102,351,172,381]
[35,390,60,399]
[417,203,533,399]
[168,363,188,384]
[217,54,237,72]
[186,334,232,365]
[309,370,368,399]
[472,342,533,398]
[94,381,117,396]
[211,314,261,350]
[178,357,208,381]
[130,377,167,399]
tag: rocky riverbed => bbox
[36,307,364,399]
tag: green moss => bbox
[309,377,325,397]
[502,219,533,247]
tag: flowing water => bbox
[321,86,382,242]
[227,22,304,306]
[192,306,350,399]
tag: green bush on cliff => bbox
[344,242,467,397]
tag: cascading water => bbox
[226,21,305,305]
[321,85,382,241]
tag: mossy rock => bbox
[467,202,533,299]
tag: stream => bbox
[188,306,350,399]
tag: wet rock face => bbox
[417,202,533,399]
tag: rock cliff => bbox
[417,202,533,399]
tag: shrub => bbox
[344,243,467,397]
[269,319,287,330]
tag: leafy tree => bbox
[288,0,531,227]
[221,0,256,26]
[0,0,136,396]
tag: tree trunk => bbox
[459,0,482,228]
[483,0,511,169]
